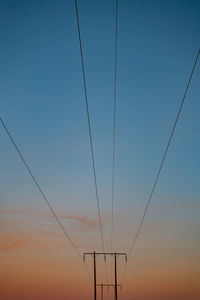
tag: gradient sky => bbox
[0,0,200,299]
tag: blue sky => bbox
[0,1,200,298]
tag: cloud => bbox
[0,231,70,252]
[0,208,98,227]
[59,214,97,227]
[0,240,22,251]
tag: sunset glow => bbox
[1,0,200,299]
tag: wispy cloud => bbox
[59,214,97,227]
[0,240,22,251]
[0,231,70,252]
[0,208,98,227]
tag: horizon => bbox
[0,0,200,299]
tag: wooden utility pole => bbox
[114,253,118,300]
[93,251,97,300]
[83,252,127,300]
[83,251,97,300]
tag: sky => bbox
[0,0,200,299]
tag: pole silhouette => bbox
[84,252,127,300]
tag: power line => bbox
[74,0,105,254]
[74,0,108,282]
[128,48,200,257]
[0,116,82,257]
[120,49,200,289]
[0,116,93,286]
[111,0,119,252]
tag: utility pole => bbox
[114,253,118,300]
[84,251,97,300]
[97,284,122,300]
[83,252,127,300]
[93,251,97,300]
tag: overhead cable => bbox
[0,116,94,285]
[128,48,200,258]
[120,49,200,292]
[0,117,82,257]
[74,0,106,254]
[111,0,119,252]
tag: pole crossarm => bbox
[84,252,127,260]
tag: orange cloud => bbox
[0,240,22,251]
[0,230,71,252]
[0,208,98,227]
[59,214,97,227]
[0,232,30,252]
